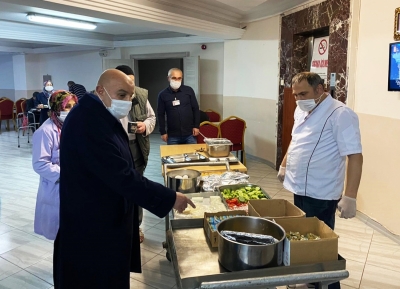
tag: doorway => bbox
[137,58,183,133]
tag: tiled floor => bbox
[0,129,399,288]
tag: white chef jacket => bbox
[283,95,362,200]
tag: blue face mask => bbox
[103,88,132,119]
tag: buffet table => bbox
[160,144,247,175]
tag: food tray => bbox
[217,183,271,211]
[162,153,208,164]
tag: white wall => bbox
[36,50,107,92]
[0,55,14,89]
[348,0,400,235]
[0,54,15,99]
[223,16,280,165]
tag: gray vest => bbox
[130,86,150,167]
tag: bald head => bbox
[96,69,135,107]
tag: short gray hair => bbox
[292,72,324,90]
[168,68,183,77]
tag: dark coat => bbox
[54,93,176,289]
[35,92,50,125]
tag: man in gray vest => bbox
[116,65,156,243]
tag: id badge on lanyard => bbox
[172,98,180,106]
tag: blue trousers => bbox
[167,135,197,145]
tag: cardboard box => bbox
[203,210,247,247]
[275,217,339,266]
[248,199,305,220]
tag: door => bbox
[282,88,296,157]
[183,56,200,105]
[102,59,135,71]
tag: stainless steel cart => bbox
[166,218,348,289]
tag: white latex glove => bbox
[337,196,357,219]
[277,166,286,183]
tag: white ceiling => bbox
[0,0,311,54]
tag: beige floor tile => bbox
[140,248,159,266]
[0,257,21,281]
[129,277,158,289]
[25,259,54,285]
[140,227,167,254]
[131,255,176,289]
[359,263,400,288]
[337,235,370,264]
[1,239,53,268]
[0,270,53,289]
[365,232,400,273]
[340,259,363,289]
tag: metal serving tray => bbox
[167,218,347,289]
[162,153,208,164]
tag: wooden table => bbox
[160,144,247,175]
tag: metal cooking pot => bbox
[217,216,285,271]
[166,169,201,194]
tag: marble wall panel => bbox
[276,0,351,167]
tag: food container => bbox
[204,138,233,157]
[217,216,285,271]
[166,169,201,194]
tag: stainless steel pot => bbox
[217,216,285,271]
[166,169,201,194]
[204,138,232,157]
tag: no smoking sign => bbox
[318,39,328,55]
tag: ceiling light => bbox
[26,13,97,30]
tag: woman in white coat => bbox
[32,90,78,240]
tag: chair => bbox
[0,98,16,133]
[196,121,220,144]
[219,116,247,165]
[17,100,36,147]
[204,109,221,122]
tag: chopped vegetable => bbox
[221,186,266,209]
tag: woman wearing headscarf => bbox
[32,90,78,240]
[34,80,55,126]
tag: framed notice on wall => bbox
[310,36,329,82]
[394,7,400,41]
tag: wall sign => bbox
[394,7,400,41]
[310,36,329,81]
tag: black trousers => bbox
[293,194,341,289]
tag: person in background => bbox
[157,68,200,144]
[277,72,363,289]
[67,81,87,100]
[32,90,78,240]
[54,69,194,289]
[35,80,54,126]
[199,110,210,123]
[115,65,156,243]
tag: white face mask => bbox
[45,86,54,92]
[170,80,181,90]
[296,93,324,112]
[103,88,132,119]
[58,111,69,122]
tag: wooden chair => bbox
[196,121,220,144]
[219,116,247,165]
[0,98,16,133]
[204,109,221,122]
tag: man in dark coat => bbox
[54,69,194,289]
